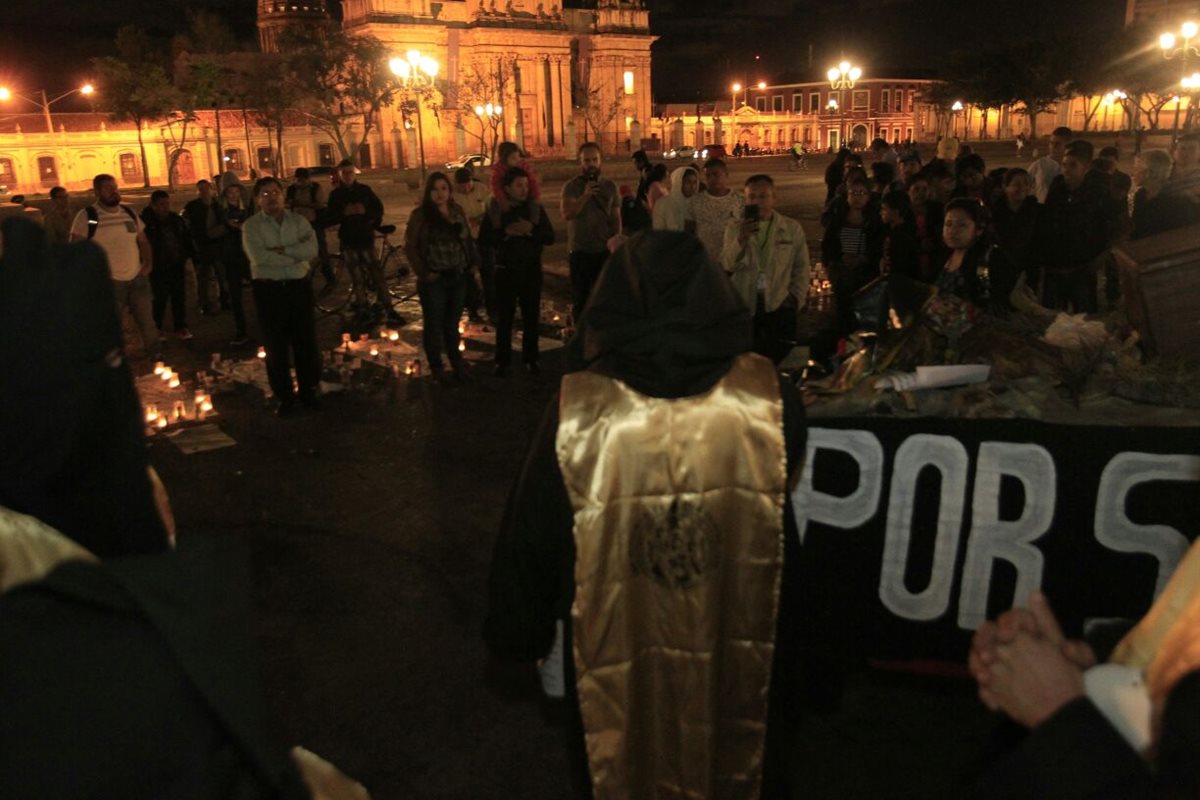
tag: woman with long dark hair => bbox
[937,198,1018,310]
[405,172,478,380]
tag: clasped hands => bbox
[968,590,1096,729]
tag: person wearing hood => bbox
[722,174,811,363]
[0,214,369,800]
[484,230,806,800]
[478,167,555,376]
[650,165,699,233]
[1038,139,1125,313]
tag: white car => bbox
[665,146,696,160]
[445,153,493,170]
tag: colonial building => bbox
[261,0,656,165]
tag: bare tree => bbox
[455,60,514,162]
[579,82,623,153]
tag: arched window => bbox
[37,156,59,187]
[223,148,244,173]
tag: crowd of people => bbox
[5,126,1199,798]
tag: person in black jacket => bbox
[141,191,193,340]
[1039,140,1125,313]
[478,167,555,376]
[327,158,397,322]
[217,181,252,346]
[990,168,1042,289]
[182,179,229,316]
[879,189,919,279]
[938,198,1019,312]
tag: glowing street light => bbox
[390,50,439,180]
[0,83,96,133]
[828,61,861,149]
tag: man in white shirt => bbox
[1029,126,1072,204]
[70,174,158,358]
[721,174,811,363]
[242,176,320,417]
[691,158,744,263]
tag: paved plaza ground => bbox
[136,145,1084,798]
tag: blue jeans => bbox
[418,271,467,370]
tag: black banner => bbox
[791,418,1200,664]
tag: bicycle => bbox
[314,225,415,319]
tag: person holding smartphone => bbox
[721,174,811,363]
[560,142,620,322]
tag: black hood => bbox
[0,215,167,556]
[565,230,753,398]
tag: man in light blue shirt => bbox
[243,176,322,417]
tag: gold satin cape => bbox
[556,353,787,800]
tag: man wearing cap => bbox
[327,158,399,323]
[898,151,922,183]
[454,166,493,322]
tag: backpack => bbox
[85,204,138,239]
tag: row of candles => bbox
[149,362,215,428]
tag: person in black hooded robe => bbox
[482,230,807,799]
[0,215,345,800]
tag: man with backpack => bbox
[70,173,158,358]
[285,167,331,288]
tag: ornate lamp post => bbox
[0,83,94,134]
[390,51,439,181]
[1160,21,1199,136]
[951,99,964,139]
[827,61,861,149]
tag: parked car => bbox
[699,144,727,161]
[665,146,696,160]
[445,153,493,170]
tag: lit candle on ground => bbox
[153,361,166,375]
[458,341,466,353]
[458,322,466,335]
[168,376,181,389]
[200,399,213,413]
[160,368,173,382]
[257,346,267,359]
[145,405,158,424]
[156,416,168,429]
[388,330,400,342]
[369,345,380,357]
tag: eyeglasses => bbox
[848,190,870,197]
[259,190,282,197]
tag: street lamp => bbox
[0,83,94,134]
[390,50,439,181]
[827,61,861,149]
[472,101,503,161]
[1103,89,1127,131]
[731,82,741,114]
[1159,20,1199,59]
[951,100,964,138]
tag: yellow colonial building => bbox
[261,0,656,164]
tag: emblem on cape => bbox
[629,498,719,589]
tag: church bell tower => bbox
[257,0,331,52]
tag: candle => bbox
[457,341,466,353]
[404,363,414,376]
[168,376,181,389]
[257,346,267,359]
[145,405,158,424]
[388,330,400,342]
[200,399,213,414]
[153,361,165,375]
[369,345,380,357]
[160,368,172,382]
[156,416,168,429]
[173,401,187,422]
[458,322,466,335]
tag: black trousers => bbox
[150,260,187,331]
[252,279,320,401]
[495,262,543,366]
[226,258,249,339]
[568,250,608,323]
[753,295,798,364]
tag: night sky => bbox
[0,0,1127,104]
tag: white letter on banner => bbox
[880,434,970,622]
[958,442,1056,630]
[791,428,884,543]
[1095,453,1200,597]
